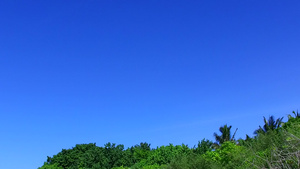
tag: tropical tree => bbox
[131,142,151,163]
[254,116,283,135]
[237,134,254,146]
[288,110,300,119]
[193,139,213,155]
[213,124,237,146]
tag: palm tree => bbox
[254,116,283,135]
[238,134,253,146]
[288,110,300,119]
[214,124,237,146]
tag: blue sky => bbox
[0,0,300,168]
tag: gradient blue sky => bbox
[0,0,300,168]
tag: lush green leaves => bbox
[254,116,283,135]
[213,124,238,147]
[40,111,300,169]
[193,139,213,155]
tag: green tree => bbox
[214,124,237,146]
[145,144,191,166]
[193,139,213,155]
[238,134,254,146]
[103,142,126,168]
[288,110,300,119]
[254,116,283,135]
[131,142,152,163]
[38,162,63,169]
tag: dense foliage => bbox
[39,111,300,169]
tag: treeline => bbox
[39,111,300,169]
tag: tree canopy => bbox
[39,111,300,169]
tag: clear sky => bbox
[0,0,299,168]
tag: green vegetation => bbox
[39,111,300,169]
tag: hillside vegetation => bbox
[39,111,300,169]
